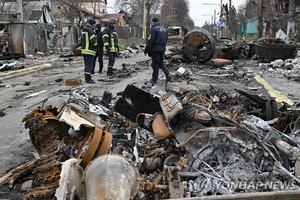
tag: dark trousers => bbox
[83,55,95,81]
[93,50,104,73]
[151,52,169,81]
[98,50,104,72]
[107,52,116,76]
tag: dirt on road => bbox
[0,49,300,199]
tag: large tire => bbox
[183,28,215,63]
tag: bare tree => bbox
[288,0,296,39]
[245,0,259,20]
[0,0,3,12]
[160,0,194,30]
[145,0,160,35]
[55,0,106,24]
[115,0,144,34]
[237,0,265,38]
[88,0,107,16]
[115,0,160,37]
[57,0,84,23]
[115,0,195,36]
[0,0,8,13]
[237,2,246,23]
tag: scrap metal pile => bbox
[255,38,297,62]
[2,81,300,199]
[169,28,251,64]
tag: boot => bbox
[107,66,113,76]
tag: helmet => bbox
[87,19,96,25]
[108,18,118,24]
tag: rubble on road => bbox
[1,74,300,199]
[0,61,19,71]
[255,50,300,83]
[0,21,299,200]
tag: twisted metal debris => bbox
[2,82,300,199]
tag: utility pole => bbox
[228,0,232,39]
[214,9,217,37]
[258,0,265,38]
[202,3,222,38]
[16,0,23,22]
[214,9,216,25]
[143,0,147,40]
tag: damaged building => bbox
[49,0,107,52]
[0,1,56,57]
[237,0,300,41]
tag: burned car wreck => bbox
[1,81,300,200]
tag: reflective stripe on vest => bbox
[81,32,97,56]
[103,33,117,52]
[90,35,97,45]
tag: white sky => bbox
[107,0,246,27]
[189,0,246,27]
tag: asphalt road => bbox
[0,52,153,177]
[0,51,299,198]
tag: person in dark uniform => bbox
[81,19,97,84]
[144,17,171,84]
[102,18,119,79]
[93,23,104,74]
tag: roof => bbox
[80,7,102,18]
[102,13,129,23]
[80,0,107,3]
[103,13,125,20]
[0,2,55,23]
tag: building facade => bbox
[269,0,300,41]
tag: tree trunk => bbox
[228,0,232,39]
[258,0,264,39]
[296,18,300,42]
[287,0,296,39]
[146,2,151,38]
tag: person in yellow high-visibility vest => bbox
[102,18,119,79]
[81,19,97,84]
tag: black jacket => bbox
[102,24,119,53]
[96,30,103,52]
[144,23,168,53]
[81,24,97,56]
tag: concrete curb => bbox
[0,63,52,80]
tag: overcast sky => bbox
[107,0,246,27]
[189,0,246,27]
